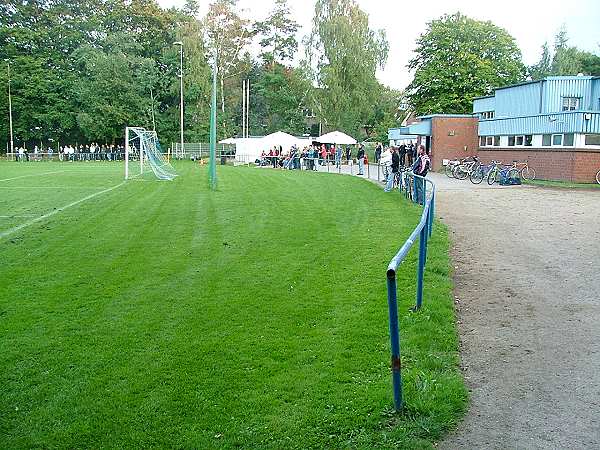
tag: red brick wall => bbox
[430,117,479,171]
[478,148,600,183]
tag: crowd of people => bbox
[256,143,369,174]
[255,140,431,204]
[12,143,131,162]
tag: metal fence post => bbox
[415,217,428,310]
[386,271,403,411]
[367,162,370,178]
[377,163,380,181]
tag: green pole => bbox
[209,53,217,190]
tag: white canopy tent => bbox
[317,131,357,145]
[225,131,312,163]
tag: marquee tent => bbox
[224,131,312,163]
[316,131,357,145]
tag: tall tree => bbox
[406,13,525,115]
[529,42,552,80]
[255,0,299,67]
[306,0,388,138]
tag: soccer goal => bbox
[125,127,178,181]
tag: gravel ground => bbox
[429,173,600,449]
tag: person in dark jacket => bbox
[399,144,407,167]
[384,147,400,192]
[412,145,430,205]
[356,145,365,175]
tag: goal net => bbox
[125,127,178,181]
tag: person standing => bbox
[356,144,365,175]
[406,143,414,167]
[345,145,351,163]
[399,143,406,167]
[335,145,342,169]
[384,147,400,192]
[412,145,430,205]
[375,142,382,163]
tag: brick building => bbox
[389,76,600,183]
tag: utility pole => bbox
[174,41,184,158]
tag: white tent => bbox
[317,131,357,145]
[229,132,312,163]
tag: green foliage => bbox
[0,161,467,448]
[255,0,299,66]
[407,13,526,115]
[530,26,600,78]
[306,0,389,139]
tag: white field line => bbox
[0,214,37,218]
[0,170,65,182]
[0,186,110,190]
[0,181,126,240]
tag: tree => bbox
[255,0,299,67]
[306,0,388,138]
[550,26,600,76]
[529,42,552,80]
[406,13,525,115]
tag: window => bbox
[480,111,495,120]
[486,136,493,146]
[525,135,532,146]
[552,134,563,146]
[563,134,574,146]
[516,135,524,146]
[508,136,516,146]
[562,97,580,111]
[585,134,600,146]
[542,134,552,146]
[493,136,500,146]
[480,136,486,146]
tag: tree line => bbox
[1,3,598,152]
[0,0,398,151]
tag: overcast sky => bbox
[157,0,600,90]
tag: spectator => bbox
[412,145,430,205]
[356,145,365,175]
[375,142,382,163]
[384,147,400,192]
[399,144,407,167]
[335,145,342,169]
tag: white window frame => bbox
[562,97,580,111]
[551,134,563,146]
[584,134,600,147]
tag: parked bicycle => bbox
[453,156,480,180]
[512,160,536,180]
[470,160,497,184]
[487,161,520,185]
[596,168,600,184]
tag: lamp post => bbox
[6,61,14,155]
[174,41,184,159]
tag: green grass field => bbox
[0,161,466,449]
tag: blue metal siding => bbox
[591,79,600,111]
[473,96,495,113]
[477,111,600,136]
[406,120,431,136]
[542,77,595,113]
[495,82,542,117]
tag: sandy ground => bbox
[428,173,600,449]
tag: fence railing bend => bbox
[386,174,436,412]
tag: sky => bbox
[157,0,600,90]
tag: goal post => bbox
[125,126,177,181]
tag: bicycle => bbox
[444,159,461,178]
[486,161,519,185]
[596,169,600,184]
[470,160,497,184]
[453,156,480,180]
[512,160,536,181]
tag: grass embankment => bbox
[0,161,466,448]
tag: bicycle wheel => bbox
[487,168,497,185]
[455,165,469,180]
[596,169,600,184]
[445,164,455,178]
[470,167,484,184]
[520,166,536,181]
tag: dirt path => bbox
[429,173,600,449]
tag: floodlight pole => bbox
[174,41,184,159]
[209,53,217,190]
[7,62,14,155]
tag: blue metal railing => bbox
[386,173,436,412]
